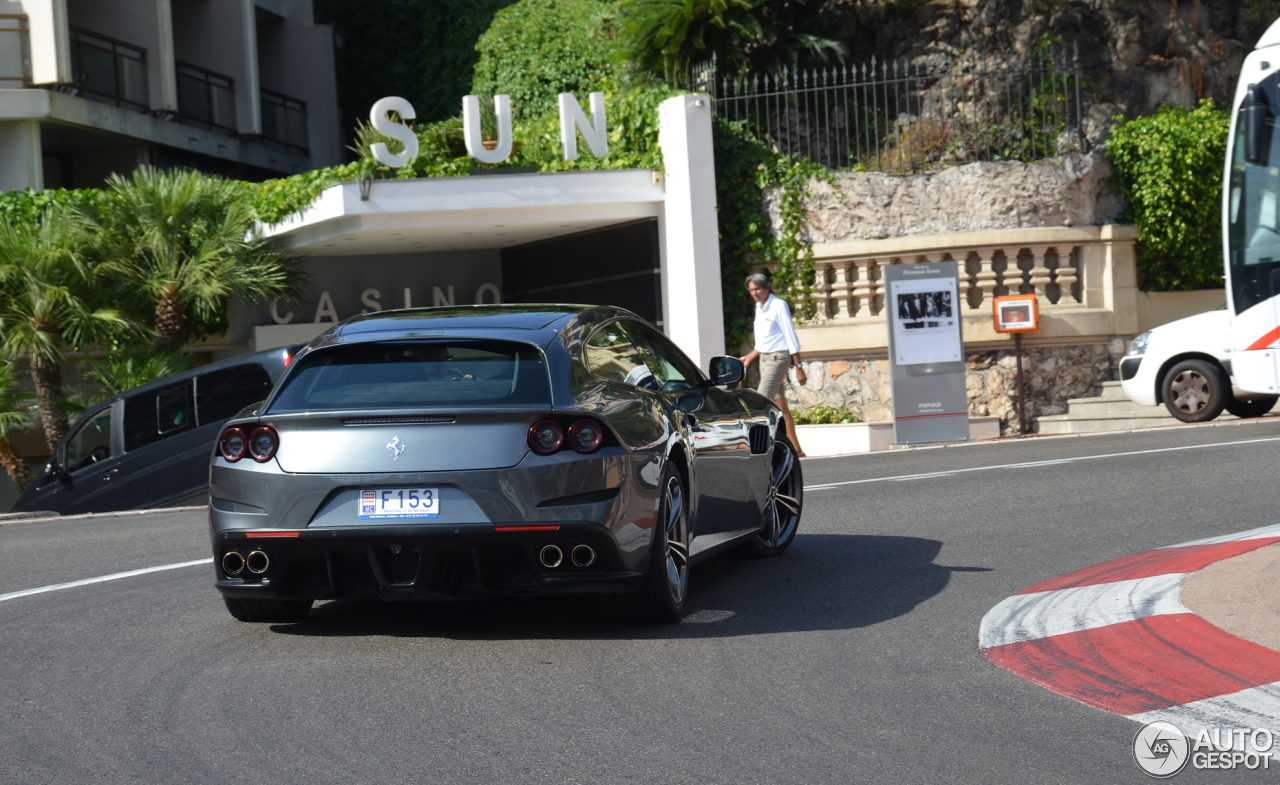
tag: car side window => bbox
[197,364,271,425]
[619,320,703,391]
[65,408,112,473]
[585,321,659,390]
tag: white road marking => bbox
[0,558,212,604]
[803,436,1280,491]
[978,573,1190,649]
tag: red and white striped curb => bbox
[980,523,1280,744]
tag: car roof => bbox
[335,305,593,335]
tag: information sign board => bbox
[885,262,970,445]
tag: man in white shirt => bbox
[737,273,808,457]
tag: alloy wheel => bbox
[759,440,801,549]
[662,474,689,604]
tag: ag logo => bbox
[386,436,405,461]
[1134,720,1190,778]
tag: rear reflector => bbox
[494,525,560,532]
[245,531,302,538]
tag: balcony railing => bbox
[260,87,308,153]
[177,61,236,135]
[70,27,147,109]
[0,15,30,88]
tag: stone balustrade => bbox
[753,224,1139,352]
[748,225,1144,435]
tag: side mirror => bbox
[1245,84,1272,166]
[708,356,745,386]
[49,460,71,489]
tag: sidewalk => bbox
[979,523,1280,745]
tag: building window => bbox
[69,27,147,110]
[260,88,308,154]
[176,61,236,135]
[0,15,30,88]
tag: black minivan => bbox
[11,345,301,515]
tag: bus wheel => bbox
[1162,359,1228,423]
[1225,395,1278,419]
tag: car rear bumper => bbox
[212,521,647,601]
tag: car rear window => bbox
[267,340,551,412]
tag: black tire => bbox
[630,463,690,623]
[745,433,803,557]
[1225,395,1278,419]
[223,596,312,623]
[1161,359,1229,423]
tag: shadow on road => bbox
[270,533,990,641]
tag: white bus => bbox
[1122,17,1280,422]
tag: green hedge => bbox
[1107,99,1230,291]
[471,0,619,123]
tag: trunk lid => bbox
[270,411,534,473]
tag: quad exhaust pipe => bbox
[539,544,597,569]
[246,550,270,574]
[222,550,271,575]
[222,551,245,575]
[539,545,563,568]
[571,545,596,568]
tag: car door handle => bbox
[101,469,119,482]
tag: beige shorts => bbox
[757,351,791,400]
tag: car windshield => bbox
[268,340,551,412]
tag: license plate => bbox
[359,488,440,519]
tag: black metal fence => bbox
[692,43,1087,172]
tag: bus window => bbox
[1229,118,1280,314]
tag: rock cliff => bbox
[836,0,1271,117]
[771,149,1124,242]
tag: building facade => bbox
[0,0,340,191]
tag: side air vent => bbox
[341,416,456,426]
[748,425,770,454]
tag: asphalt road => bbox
[4,421,1280,784]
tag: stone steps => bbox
[1036,381,1185,434]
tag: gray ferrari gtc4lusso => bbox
[209,305,803,623]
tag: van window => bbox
[197,364,271,424]
[124,379,194,451]
[157,385,191,434]
[1229,117,1280,313]
[66,408,112,473]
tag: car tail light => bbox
[283,351,293,367]
[248,425,279,462]
[568,419,604,453]
[528,420,563,455]
[219,427,247,462]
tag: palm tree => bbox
[615,0,845,82]
[617,0,762,82]
[0,359,35,489]
[89,167,305,350]
[0,208,133,450]
[81,347,193,403]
